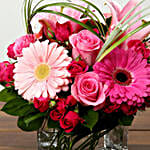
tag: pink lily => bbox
[31,1,88,42]
[106,0,150,48]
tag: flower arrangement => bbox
[1,0,150,149]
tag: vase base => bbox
[99,147,128,150]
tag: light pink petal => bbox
[48,78,58,88]
[41,40,49,63]
[106,0,120,27]
[47,84,56,98]
[120,0,140,22]
[47,42,58,61]
[48,46,64,65]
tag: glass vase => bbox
[37,128,58,150]
[37,129,104,150]
[103,125,128,150]
[37,123,111,150]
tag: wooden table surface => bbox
[0,102,150,150]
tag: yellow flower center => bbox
[34,64,51,81]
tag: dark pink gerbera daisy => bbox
[93,48,150,106]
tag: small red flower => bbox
[103,99,120,113]
[0,61,14,83]
[145,97,150,107]
[66,95,77,107]
[50,108,66,121]
[7,43,15,59]
[60,111,83,133]
[50,98,66,121]
[33,96,49,112]
[120,103,137,116]
[67,60,89,77]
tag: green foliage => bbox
[97,21,150,62]
[0,87,46,131]
[0,88,37,117]
[119,115,134,126]
[0,88,19,102]
[48,117,60,128]
[1,99,37,117]
[17,114,44,131]
[96,0,150,62]
[23,112,47,125]
[83,110,99,131]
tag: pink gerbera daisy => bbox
[94,48,150,106]
[14,41,72,101]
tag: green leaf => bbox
[112,12,150,43]
[24,112,47,125]
[82,110,99,131]
[119,115,134,126]
[1,98,37,117]
[97,21,150,62]
[32,0,46,12]
[80,0,106,24]
[17,115,44,131]
[0,88,19,102]
[96,0,146,61]
[48,118,59,128]
[24,0,28,30]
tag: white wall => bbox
[0,0,25,61]
[0,0,149,62]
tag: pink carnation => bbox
[7,34,36,59]
[0,61,14,82]
[128,40,150,59]
[71,72,107,110]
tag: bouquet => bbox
[1,0,150,149]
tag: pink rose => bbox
[71,72,107,110]
[60,111,83,133]
[7,34,36,59]
[0,61,14,82]
[67,60,89,77]
[128,40,150,59]
[69,30,103,66]
[33,96,49,112]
